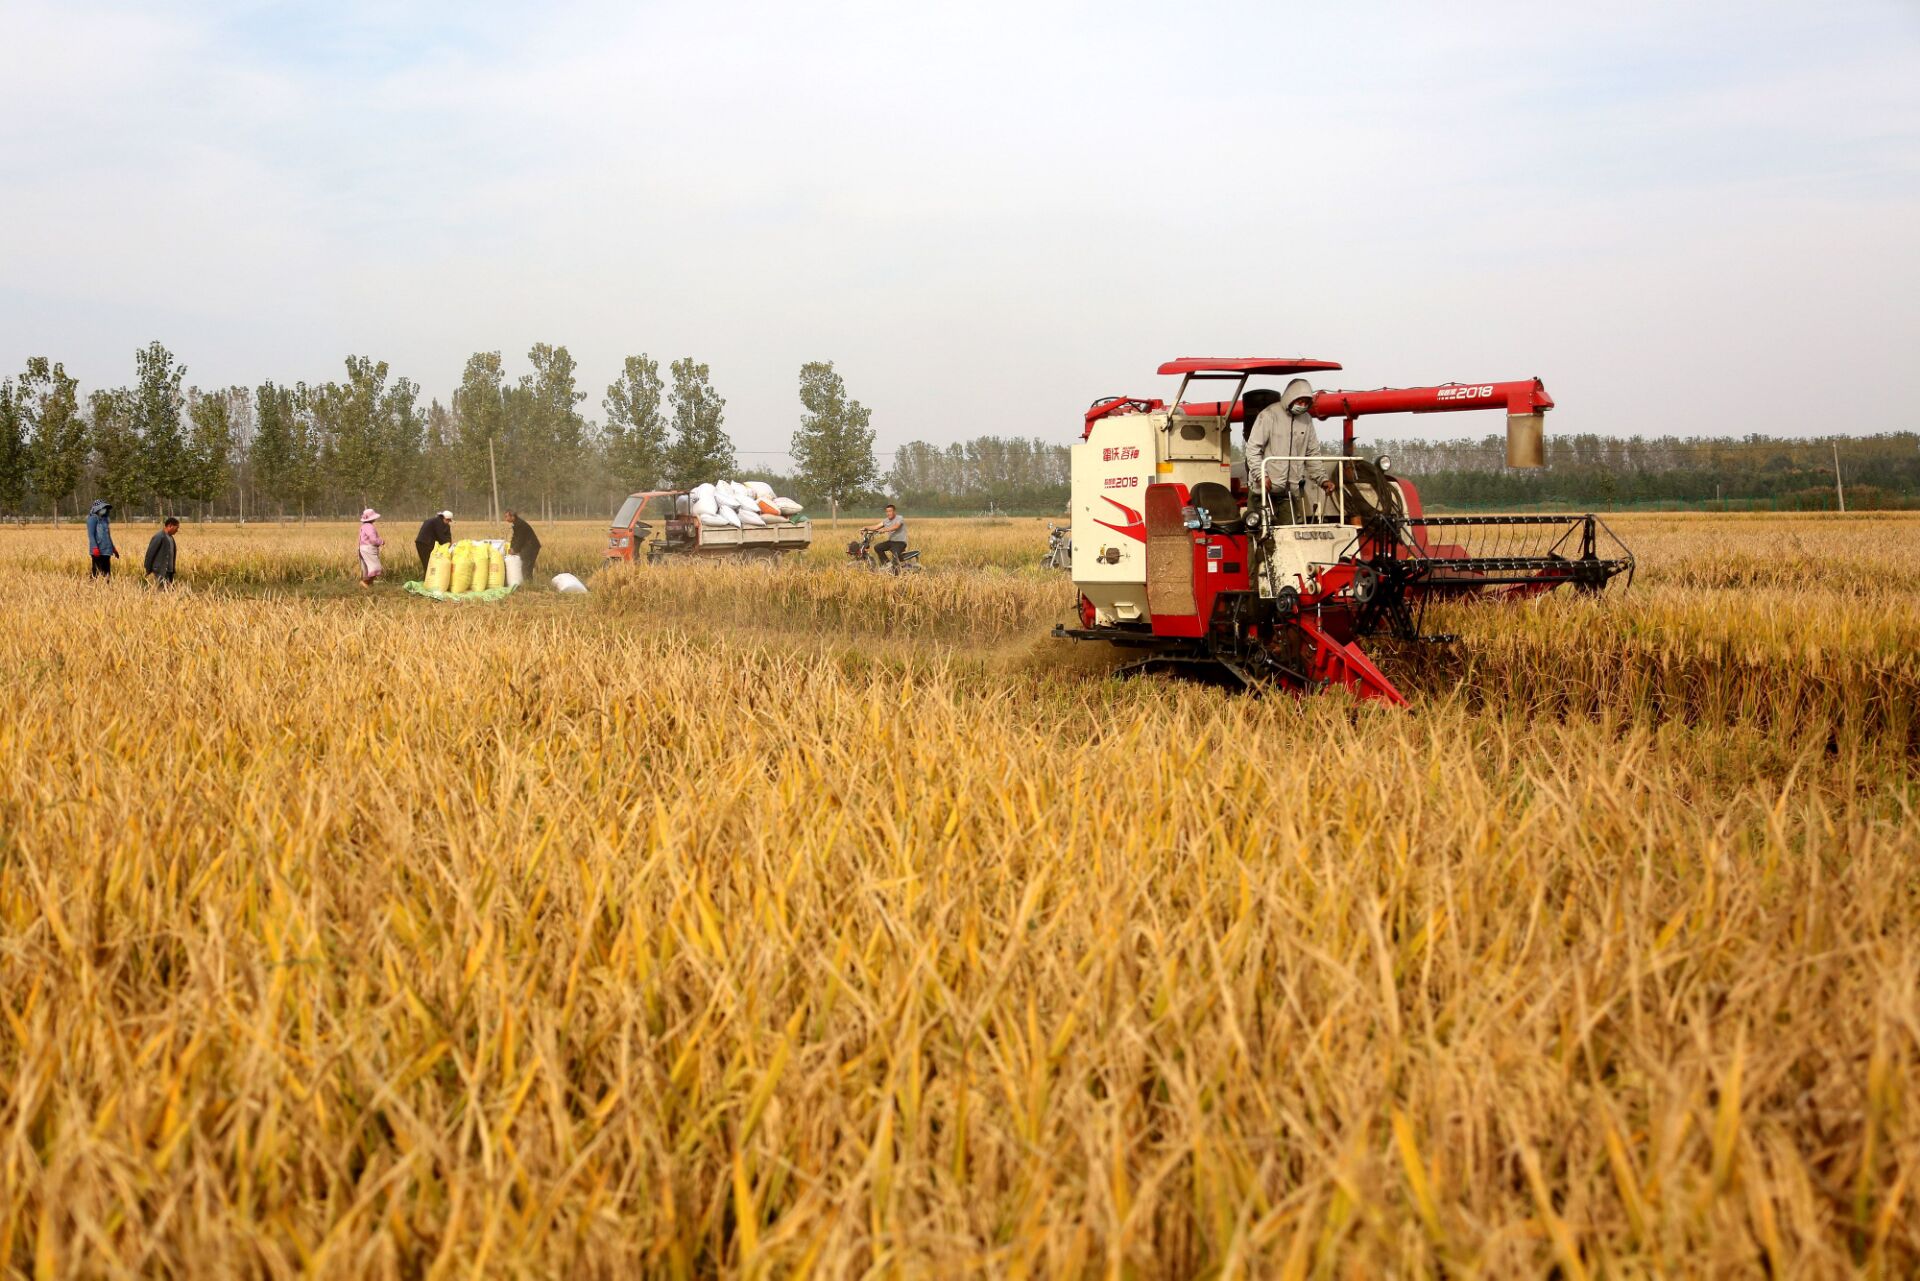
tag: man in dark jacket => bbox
[415,510,452,574]
[505,510,541,579]
[144,517,180,587]
[86,500,119,578]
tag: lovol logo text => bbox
[1101,446,1140,462]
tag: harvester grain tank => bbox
[1054,357,1633,704]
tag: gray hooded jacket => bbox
[1244,376,1330,493]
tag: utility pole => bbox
[488,437,501,523]
[1833,441,1845,513]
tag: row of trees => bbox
[885,437,1072,513]
[1362,432,1920,510]
[8,346,1912,520]
[0,344,885,522]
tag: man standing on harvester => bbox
[1244,379,1334,522]
[415,510,452,574]
[505,510,541,580]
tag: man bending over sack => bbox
[506,510,541,579]
[415,510,452,574]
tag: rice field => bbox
[1,512,1917,1276]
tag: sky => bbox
[2,0,1917,465]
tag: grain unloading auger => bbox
[1052,357,1634,705]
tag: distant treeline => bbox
[1364,432,1920,511]
[0,343,886,523]
[3,345,1912,521]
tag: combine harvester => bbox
[1054,357,1633,705]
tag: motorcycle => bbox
[1040,522,1072,571]
[846,528,923,574]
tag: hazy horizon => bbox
[4,0,1916,467]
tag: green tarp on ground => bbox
[403,580,519,602]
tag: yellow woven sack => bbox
[487,542,506,590]
[449,541,475,594]
[426,542,452,593]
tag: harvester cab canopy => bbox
[1084,358,1348,435]
[1156,358,1345,435]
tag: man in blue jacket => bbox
[86,500,119,578]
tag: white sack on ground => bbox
[552,573,588,594]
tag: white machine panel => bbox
[1071,417,1157,592]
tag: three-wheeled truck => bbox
[604,491,813,565]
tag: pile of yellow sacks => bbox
[424,540,506,594]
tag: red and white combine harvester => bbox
[1053,357,1633,705]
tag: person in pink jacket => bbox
[357,508,385,587]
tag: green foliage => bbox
[888,437,1071,513]
[603,354,668,491]
[251,381,321,517]
[0,378,24,516]
[23,339,1920,523]
[1372,431,1920,511]
[89,388,144,508]
[452,351,508,501]
[131,342,189,511]
[21,358,86,520]
[666,358,734,487]
[519,343,587,515]
[313,356,422,507]
[418,399,459,511]
[183,389,235,508]
[791,361,876,511]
